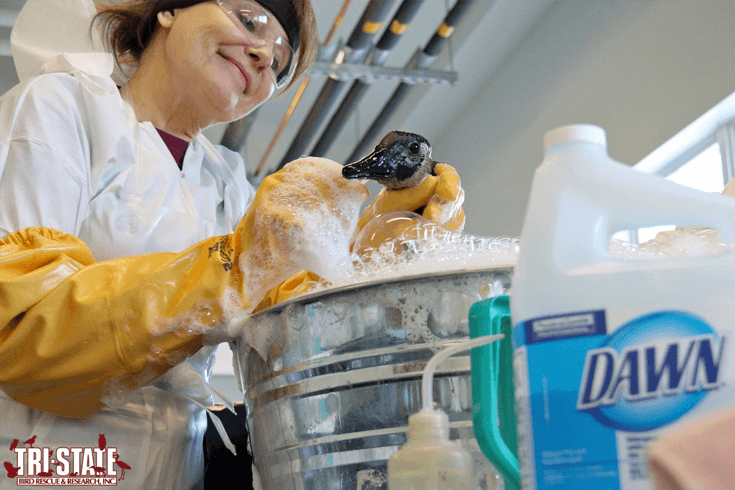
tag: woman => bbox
[2,0,317,256]
[0,0,465,487]
[0,0,321,488]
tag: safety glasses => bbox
[216,0,297,91]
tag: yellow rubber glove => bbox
[238,157,368,303]
[0,158,368,418]
[358,163,466,232]
[254,269,325,312]
[0,226,233,417]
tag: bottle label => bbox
[513,308,731,489]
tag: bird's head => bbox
[342,131,435,189]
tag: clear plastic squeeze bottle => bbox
[387,408,474,490]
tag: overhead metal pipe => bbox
[309,0,425,158]
[276,0,397,171]
[253,0,353,177]
[220,1,354,168]
[220,107,260,154]
[0,40,11,59]
[346,0,474,163]
[0,9,18,28]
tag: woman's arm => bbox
[0,157,367,418]
[0,226,232,417]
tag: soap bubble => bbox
[354,211,437,258]
[328,213,520,291]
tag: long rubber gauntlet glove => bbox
[0,158,368,418]
[0,226,245,417]
[358,163,466,232]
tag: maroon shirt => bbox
[156,128,189,169]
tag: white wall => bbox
[432,0,735,237]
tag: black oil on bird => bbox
[342,131,436,190]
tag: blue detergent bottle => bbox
[509,124,735,489]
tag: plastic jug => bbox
[510,124,735,489]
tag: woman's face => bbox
[157,1,290,124]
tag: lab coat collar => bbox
[182,137,205,186]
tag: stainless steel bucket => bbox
[235,266,513,490]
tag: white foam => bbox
[238,157,369,310]
[329,221,519,290]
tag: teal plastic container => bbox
[469,295,520,490]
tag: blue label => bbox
[514,310,606,347]
[576,311,725,432]
[517,309,726,489]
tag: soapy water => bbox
[232,221,735,362]
[234,262,512,371]
[303,211,520,295]
[232,211,516,361]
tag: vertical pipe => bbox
[310,0,425,158]
[220,107,260,154]
[253,0,353,176]
[346,0,474,163]
[276,0,397,170]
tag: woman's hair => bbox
[93,0,318,90]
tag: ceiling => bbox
[0,0,557,182]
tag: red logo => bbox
[3,434,131,486]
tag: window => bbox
[612,90,735,245]
[666,142,724,192]
[632,142,725,244]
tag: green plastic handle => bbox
[469,295,520,490]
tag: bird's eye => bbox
[408,143,421,154]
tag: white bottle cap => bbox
[408,409,450,440]
[543,124,607,151]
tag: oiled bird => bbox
[342,131,436,190]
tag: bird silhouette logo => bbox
[113,454,131,481]
[3,462,20,478]
[4,433,132,483]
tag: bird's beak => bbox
[342,147,395,180]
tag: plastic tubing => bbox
[421,333,504,411]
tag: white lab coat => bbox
[0,0,255,488]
